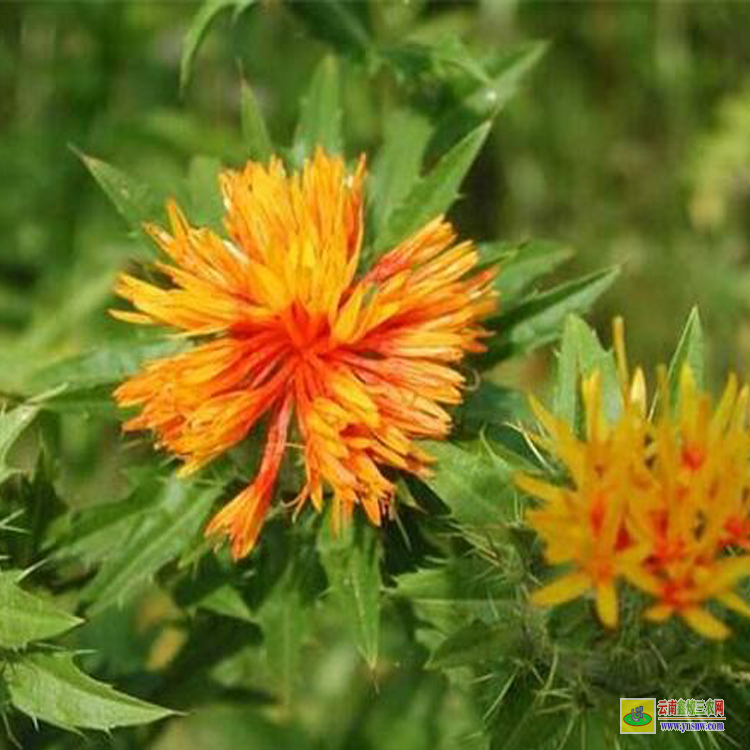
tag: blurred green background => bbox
[1,2,749,748]
[2,1,748,380]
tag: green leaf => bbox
[240,80,273,162]
[428,619,524,669]
[667,306,704,404]
[6,651,173,731]
[368,108,432,241]
[319,518,381,668]
[0,571,82,649]
[32,340,187,396]
[188,155,224,230]
[76,150,161,237]
[82,477,222,614]
[376,122,491,251]
[554,314,622,429]
[50,477,159,564]
[257,581,305,703]
[430,41,546,158]
[394,558,517,637]
[287,0,372,61]
[421,440,516,535]
[481,266,619,366]
[293,56,343,164]
[493,239,574,305]
[180,0,257,93]
[0,405,38,485]
[197,585,255,623]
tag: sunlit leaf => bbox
[491,239,574,305]
[554,314,621,429]
[368,108,432,241]
[667,306,704,404]
[377,122,491,250]
[240,79,273,162]
[481,266,619,365]
[6,651,173,731]
[421,440,516,535]
[0,571,82,649]
[32,340,187,396]
[76,150,161,239]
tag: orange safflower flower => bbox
[517,319,750,638]
[112,150,497,558]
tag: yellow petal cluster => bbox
[517,320,750,638]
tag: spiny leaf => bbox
[368,108,432,241]
[481,266,619,366]
[421,440,516,536]
[428,618,525,669]
[6,651,173,731]
[240,79,273,162]
[287,0,372,61]
[492,239,574,305]
[376,122,491,251]
[667,306,705,404]
[180,0,257,93]
[554,314,622,429]
[82,477,222,614]
[32,340,188,395]
[293,56,342,165]
[319,518,381,668]
[0,571,82,649]
[49,477,159,564]
[430,41,546,158]
[76,149,161,237]
[0,405,38,485]
[257,580,305,703]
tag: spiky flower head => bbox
[112,150,497,559]
[517,318,750,638]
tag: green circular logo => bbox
[623,712,652,727]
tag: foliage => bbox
[1,2,748,749]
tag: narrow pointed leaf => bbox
[428,619,524,669]
[0,405,38,484]
[369,108,432,239]
[481,266,619,365]
[376,122,491,250]
[287,0,372,60]
[6,651,173,731]
[76,150,161,237]
[82,478,222,613]
[667,306,704,403]
[180,0,256,92]
[422,440,515,535]
[319,519,381,668]
[240,80,273,162]
[430,41,546,157]
[0,571,82,649]
[257,582,305,703]
[492,239,574,304]
[293,56,342,164]
[554,314,621,428]
[32,340,187,394]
